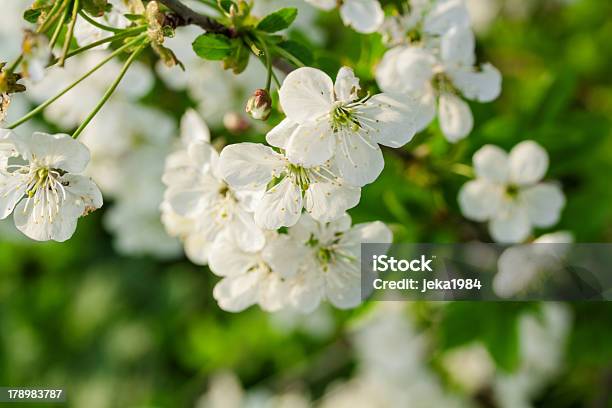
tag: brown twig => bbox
[158,0,233,36]
[158,0,295,75]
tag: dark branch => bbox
[158,0,295,75]
[158,0,233,36]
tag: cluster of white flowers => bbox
[375,0,502,141]
[161,109,393,312]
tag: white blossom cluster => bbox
[161,110,393,312]
[375,0,502,142]
[195,302,572,407]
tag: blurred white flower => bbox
[21,31,51,82]
[219,142,360,230]
[162,111,265,262]
[104,146,182,259]
[442,342,496,393]
[494,303,572,408]
[273,66,420,186]
[283,213,392,312]
[81,101,175,195]
[0,131,102,241]
[0,0,30,59]
[210,231,307,312]
[74,0,131,48]
[493,231,573,298]
[27,51,153,129]
[196,371,310,408]
[376,24,501,141]
[305,0,384,34]
[458,141,565,243]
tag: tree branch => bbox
[158,0,295,75]
[158,0,233,36]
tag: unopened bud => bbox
[245,89,272,121]
[223,111,251,134]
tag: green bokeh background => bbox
[1,0,611,406]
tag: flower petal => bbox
[218,143,284,190]
[180,108,210,145]
[450,63,502,102]
[494,246,540,298]
[230,207,266,252]
[489,202,531,243]
[254,177,303,229]
[424,0,471,35]
[339,0,384,34]
[208,234,256,276]
[262,234,308,278]
[334,66,361,103]
[394,47,436,93]
[26,132,91,173]
[458,179,504,221]
[508,141,549,186]
[183,232,211,265]
[266,118,298,149]
[441,25,475,67]
[0,173,27,220]
[213,271,262,312]
[473,144,509,183]
[325,261,361,309]
[520,183,565,228]
[304,181,360,223]
[438,93,473,142]
[285,121,335,167]
[375,46,404,93]
[359,93,420,148]
[279,67,334,123]
[335,135,384,187]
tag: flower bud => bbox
[223,112,251,134]
[245,89,272,121]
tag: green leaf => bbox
[23,8,43,23]
[277,40,313,66]
[256,8,298,33]
[192,33,234,60]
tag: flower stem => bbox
[6,35,146,130]
[49,5,69,49]
[72,43,146,139]
[78,10,125,33]
[256,35,273,91]
[272,45,305,68]
[5,55,23,75]
[50,26,147,65]
[38,0,69,33]
[59,0,80,67]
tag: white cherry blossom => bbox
[305,0,384,34]
[0,131,102,242]
[209,231,307,312]
[493,231,573,298]
[458,141,565,243]
[271,66,420,186]
[376,20,501,141]
[283,213,392,312]
[218,142,361,230]
[162,111,265,263]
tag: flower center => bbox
[331,103,360,132]
[432,72,456,95]
[287,163,310,191]
[22,165,68,223]
[506,184,520,198]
